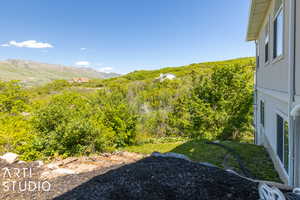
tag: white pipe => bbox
[288,0,296,186]
[291,104,300,118]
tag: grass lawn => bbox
[123,139,281,182]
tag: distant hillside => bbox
[0,59,119,85]
[117,57,255,81]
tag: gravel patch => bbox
[55,156,259,200]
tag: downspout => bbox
[291,105,300,186]
[293,0,296,101]
[288,0,296,186]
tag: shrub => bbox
[0,80,28,114]
[31,92,117,157]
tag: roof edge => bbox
[246,0,272,41]
[246,0,256,41]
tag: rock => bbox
[0,152,19,164]
[41,168,77,179]
[35,160,44,167]
[52,168,77,175]
[62,157,78,166]
[151,152,190,161]
[17,160,26,164]
[120,151,144,160]
[47,163,59,170]
[40,171,51,179]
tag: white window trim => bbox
[260,99,266,128]
[264,15,271,66]
[256,41,260,69]
[272,4,285,64]
[275,110,289,177]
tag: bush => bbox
[0,80,28,114]
[0,114,33,153]
[31,92,116,157]
[168,63,254,140]
[31,90,138,157]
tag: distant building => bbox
[155,73,176,82]
[71,77,90,83]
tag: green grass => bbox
[123,139,281,182]
[124,142,184,154]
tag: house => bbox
[247,0,300,186]
[155,73,176,82]
[71,77,90,83]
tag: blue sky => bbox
[0,0,254,74]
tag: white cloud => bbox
[98,67,113,73]
[75,61,90,67]
[80,48,86,50]
[1,40,53,48]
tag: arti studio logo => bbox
[1,167,51,192]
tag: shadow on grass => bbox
[169,139,281,182]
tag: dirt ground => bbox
[0,151,144,200]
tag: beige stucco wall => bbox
[296,1,300,96]
[256,0,290,94]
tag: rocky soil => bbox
[0,151,144,200]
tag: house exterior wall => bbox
[256,89,289,182]
[256,0,290,93]
[255,0,294,184]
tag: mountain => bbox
[0,59,119,85]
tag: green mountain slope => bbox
[124,57,255,80]
[0,59,119,86]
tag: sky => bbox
[0,0,254,74]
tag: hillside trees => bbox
[168,63,254,140]
[0,81,33,154]
[0,58,255,159]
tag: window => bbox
[276,114,289,173]
[273,7,284,58]
[284,121,289,172]
[260,101,265,127]
[265,23,270,63]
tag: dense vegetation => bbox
[0,57,255,160]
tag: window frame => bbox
[264,19,270,65]
[276,111,289,175]
[273,4,284,61]
[256,41,260,69]
[260,100,265,127]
